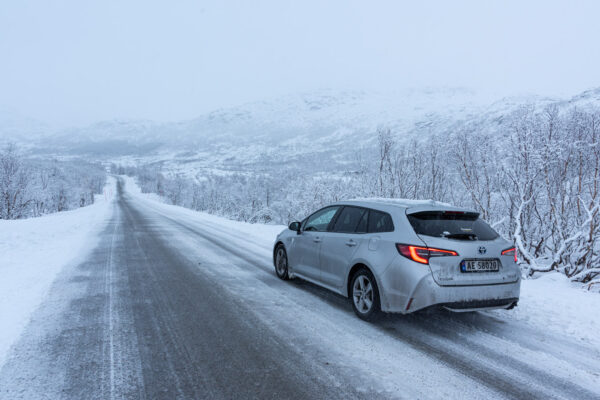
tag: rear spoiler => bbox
[405,207,479,217]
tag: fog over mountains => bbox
[3,86,600,177]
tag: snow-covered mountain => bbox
[40,87,491,152]
[0,107,51,143]
[3,87,600,177]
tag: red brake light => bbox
[502,247,518,262]
[396,244,458,265]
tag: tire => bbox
[274,245,290,280]
[350,267,381,322]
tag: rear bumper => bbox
[380,272,521,314]
[441,297,519,312]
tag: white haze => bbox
[0,0,599,127]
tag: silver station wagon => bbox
[273,199,520,321]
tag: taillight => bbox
[502,247,518,263]
[396,244,458,265]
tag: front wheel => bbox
[274,245,290,280]
[350,268,381,322]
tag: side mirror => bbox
[288,221,301,234]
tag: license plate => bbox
[460,259,500,272]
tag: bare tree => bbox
[0,144,31,219]
[377,127,395,196]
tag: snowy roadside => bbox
[0,176,116,368]
[121,175,285,247]
[492,273,600,347]
[123,175,600,350]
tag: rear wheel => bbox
[350,268,381,322]
[274,245,290,280]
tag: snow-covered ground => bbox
[498,272,600,347]
[122,175,600,351]
[0,177,115,368]
[122,175,285,240]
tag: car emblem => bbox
[478,246,487,255]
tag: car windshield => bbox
[304,206,340,232]
[407,211,499,241]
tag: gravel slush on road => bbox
[0,177,599,399]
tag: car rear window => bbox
[368,210,394,233]
[407,211,499,241]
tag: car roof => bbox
[333,198,477,215]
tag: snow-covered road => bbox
[1,177,599,399]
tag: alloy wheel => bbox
[352,275,373,313]
[275,248,287,277]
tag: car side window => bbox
[304,206,340,232]
[368,210,394,233]
[355,210,368,233]
[332,207,366,233]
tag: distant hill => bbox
[3,87,599,177]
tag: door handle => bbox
[313,237,322,243]
[345,240,357,247]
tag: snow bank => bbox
[121,175,285,248]
[493,272,600,347]
[0,177,115,368]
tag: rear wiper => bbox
[442,233,478,240]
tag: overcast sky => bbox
[0,0,599,126]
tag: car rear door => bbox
[319,206,367,289]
